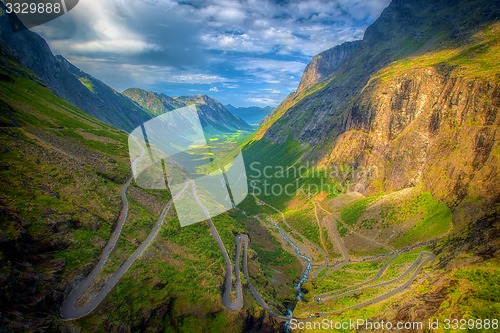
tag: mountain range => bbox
[0,17,281,332]
[123,88,252,134]
[255,0,499,224]
[225,105,274,126]
[247,0,499,324]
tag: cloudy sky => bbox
[33,0,391,106]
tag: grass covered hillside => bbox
[0,48,299,332]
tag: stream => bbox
[242,195,313,330]
[273,223,312,332]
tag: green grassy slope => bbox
[0,54,298,332]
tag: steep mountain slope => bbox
[0,39,296,333]
[252,41,360,141]
[296,40,361,94]
[253,0,500,225]
[122,88,186,116]
[0,6,151,132]
[225,104,274,126]
[175,94,253,133]
[260,0,499,143]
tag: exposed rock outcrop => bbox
[324,67,499,226]
[296,41,361,93]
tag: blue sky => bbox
[33,0,391,107]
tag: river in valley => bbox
[273,223,312,332]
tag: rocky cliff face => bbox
[324,66,499,226]
[296,40,361,93]
[256,0,500,226]
[261,0,500,145]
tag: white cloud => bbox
[200,33,270,53]
[199,5,246,23]
[234,58,305,87]
[168,74,228,84]
[221,83,240,89]
[237,59,306,74]
[193,0,391,56]
[36,0,391,61]
[65,58,229,89]
[64,40,161,54]
[209,86,219,92]
[34,0,162,55]
[245,97,282,106]
[33,0,392,105]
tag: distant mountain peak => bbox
[224,104,274,126]
[123,88,184,116]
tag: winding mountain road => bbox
[239,197,435,322]
[60,181,189,319]
[60,135,189,319]
[321,215,350,275]
[191,181,244,310]
[348,251,435,310]
[193,186,291,318]
[313,202,401,300]
[237,234,290,320]
[316,251,435,304]
[310,203,329,278]
[60,156,436,324]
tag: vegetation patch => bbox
[341,195,380,225]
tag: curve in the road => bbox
[316,251,434,303]
[238,234,290,320]
[310,203,329,278]
[321,215,351,276]
[60,178,189,320]
[193,186,292,318]
[191,181,244,311]
[349,252,435,310]
[60,135,149,320]
[304,202,435,318]
[316,201,398,284]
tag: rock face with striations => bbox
[326,67,499,227]
[296,40,361,93]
